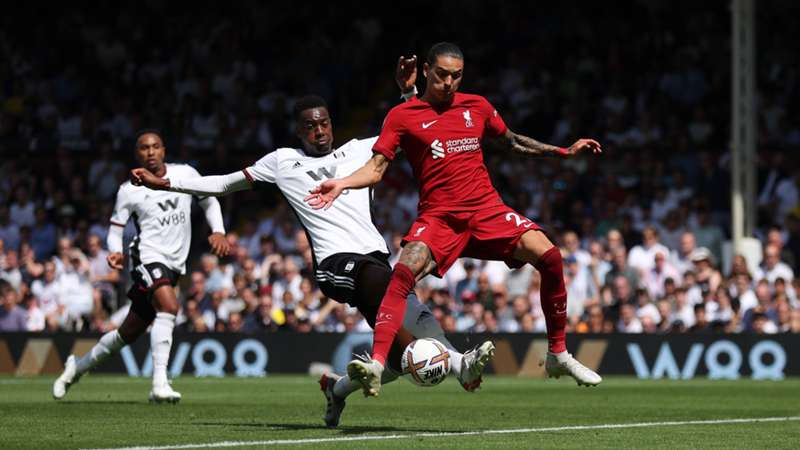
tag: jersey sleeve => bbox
[480,97,508,137]
[372,108,405,161]
[181,165,208,200]
[243,151,278,184]
[109,186,131,227]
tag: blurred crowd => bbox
[1,2,799,334]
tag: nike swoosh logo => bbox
[422,120,438,129]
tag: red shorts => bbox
[401,204,542,277]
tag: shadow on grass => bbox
[57,401,142,405]
[193,421,441,434]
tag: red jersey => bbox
[373,93,508,212]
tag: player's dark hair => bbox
[293,95,328,121]
[427,42,464,65]
[134,128,164,143]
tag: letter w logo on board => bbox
[306,166,337,181]
[157,197,179,211]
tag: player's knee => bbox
[517,230,556,263]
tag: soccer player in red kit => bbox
[307,42,603,396]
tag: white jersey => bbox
[244,137,389,265]
[110,164,202,273]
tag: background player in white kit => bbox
[53,130,229,403]
[131,57,495,427]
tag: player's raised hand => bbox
[208,232,230,257]
[304,179,346,210]
[565,138,602,156]
[130,168,170,190]
[106,252,124,270]
[395,55,417,95]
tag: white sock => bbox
[76,329,126,375]
[151,312,175,387]
[333,375,361,398]
[449,350,463,378]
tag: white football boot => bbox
[458,341,496,392]
[319,373,346,428]
[53,355,81,400]
[346,354,384,397]
[149,382,182,404]
[545,351,602,386]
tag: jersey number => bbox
[505,212,534,229]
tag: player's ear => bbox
[423,62,430,78]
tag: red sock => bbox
[534,247,568,353]
[371,263,416,366]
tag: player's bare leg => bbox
[514,230,601,386]
[148,285,181,403]
[53,310,148,400]
[348,241,434,397]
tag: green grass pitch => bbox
[1,375,798,449]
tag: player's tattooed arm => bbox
[305,154,390,210]
[495,129,602,158]
[398,241,435,280]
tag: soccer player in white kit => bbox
[130,57,495,427]
[53,130,229,403]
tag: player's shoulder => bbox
[456,92,492,106]
[117,179,134,194]
[339,136,379,152]
[386,97,423,116]
[165,163,201,177]
[115,179,144,202]
[270,147,306,160]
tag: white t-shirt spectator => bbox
[0,267,22,291]
[58,270,94,319]
[31,278,61,315]
[675,304,696,328]
[483,261,510,287]
[26,305,45,331]
[617,316,643,333]
[736,288,759,314]
[644,263,681,300]
[754,263,794,285]
[628,242,670,274]
[637,303,662,325]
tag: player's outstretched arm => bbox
[496,129,602,158]
[131,168,252,196]
[305,154,390,210]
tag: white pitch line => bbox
[84,416,800,450]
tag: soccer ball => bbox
[401,338,451,387]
